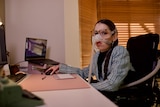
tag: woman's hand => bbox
[45,65,59,75]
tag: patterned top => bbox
[59,45,132,92]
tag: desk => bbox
[19,74,117,107]
[19,64,117,107]
[33,85,117,107]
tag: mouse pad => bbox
[19,74,90,92]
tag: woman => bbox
[46,19,132,92]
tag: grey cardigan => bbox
[59,45,132,92]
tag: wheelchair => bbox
[102,33,160,107]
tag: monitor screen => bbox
[25,37,47,60]
[0,27,7,66]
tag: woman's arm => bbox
[58,63,89,79]
[91,46,131,91]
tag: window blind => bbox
[79,0,160,68]
[97,0,160,47]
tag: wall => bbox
[64,0,80,67]
[5,0,65,65]
[5,0,81,67]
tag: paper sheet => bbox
[54,74,75,79]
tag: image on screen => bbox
[25,38,47,60]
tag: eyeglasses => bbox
[91,29,108,37]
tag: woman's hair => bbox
[96,19,116,32]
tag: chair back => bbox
[126,33,159,82]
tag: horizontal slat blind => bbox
[79,0,97,68]
[97,0,160,47]
[79,0,160,68]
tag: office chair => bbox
[108,33,160,107]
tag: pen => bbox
[42,75,46,80]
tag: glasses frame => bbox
[91,29,109,37]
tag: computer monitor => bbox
[25,37,59,66]
[0,26,7,66]
[0,26,9,76]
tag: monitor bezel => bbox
[0,26,8,66]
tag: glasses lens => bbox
[91,29,107,36]
[100,31,107,36]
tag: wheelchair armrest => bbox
[121,58,160,89]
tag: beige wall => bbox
[64,0,80,67]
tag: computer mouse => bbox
[45,69,53,75]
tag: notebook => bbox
[0,64,26,83]
[25,37,59,66]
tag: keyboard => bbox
[28,59,59,66]
[7,73,27,83]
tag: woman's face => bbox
[92,23,116,52]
